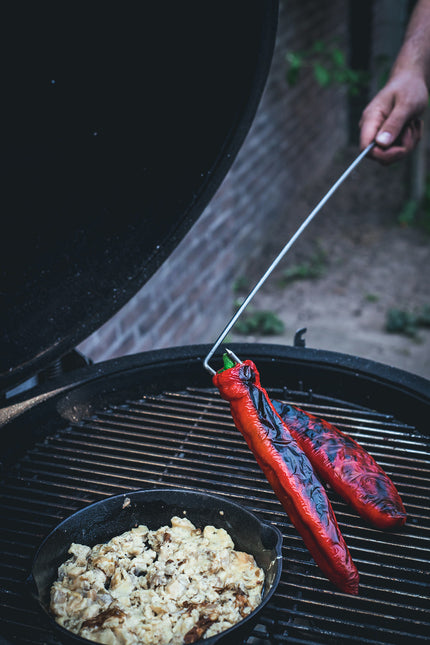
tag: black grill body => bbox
[1,343,429,645]
[0,1,278,390]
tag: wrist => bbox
[384,70,429,114]
[390,59,430,91]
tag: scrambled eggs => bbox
[50,516,264,644]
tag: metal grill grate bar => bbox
[0,386,429,645]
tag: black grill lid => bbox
[1,1,278,391]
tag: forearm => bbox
[392,0,430,87]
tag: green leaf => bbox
[313,63,332,87]
[260,312,285,335]
[331,48,345,67]
[385,309,418,337]
[233,310,285,336]
[285,51,305,86]
[365,293,379,303]
[286,51,304,67]
[398,199,418,227]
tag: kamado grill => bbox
[1,3,429,645]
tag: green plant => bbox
[233,309,285,336]
[398,199,419,228]
[232,276,250,294]
[422,176,430,234]
[398,174,430,234]
[417,304,430,327]
[385,309,419,337]
[364,293,379,303]
[385,305,430,338]
[278,248,327,286]
[285,39,369,96]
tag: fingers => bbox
[360,92,413,151]
[359,93,393,151]
[374,102,418,149]
[366,118,422,165]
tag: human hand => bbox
[359,72,428,164]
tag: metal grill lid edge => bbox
[1,1,278,391]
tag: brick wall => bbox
[78,0,349,362]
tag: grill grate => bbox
[1,386,429,644]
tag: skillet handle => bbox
[25,572,39,601]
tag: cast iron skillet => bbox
[28,488,283,645]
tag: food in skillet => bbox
[50,516,264,645]
[213,354,359,594]
[272,399,407,529]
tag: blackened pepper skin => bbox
[272,400,407,530]
[213,359,359,595]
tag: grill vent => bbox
[1,387,429,644]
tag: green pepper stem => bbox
[217,352,236,373]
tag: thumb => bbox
[375,103,413,148]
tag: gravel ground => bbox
[230,146,430,381]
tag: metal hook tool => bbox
[203,142,375,375]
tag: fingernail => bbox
[376,131,392,146]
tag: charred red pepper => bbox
[213,356,359,594]
[272,400,407,530]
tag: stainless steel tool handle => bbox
[203,142,375,374]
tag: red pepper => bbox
[213,357,359,594]
[272,400,407,530]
